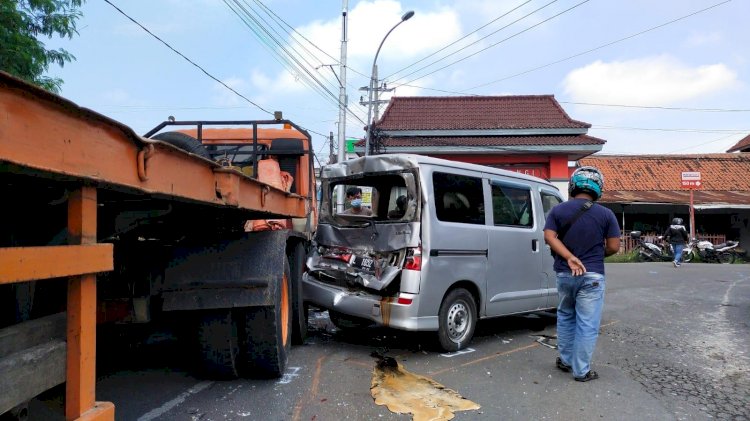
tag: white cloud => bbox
[685,31,723,47]
[563,56,738,106]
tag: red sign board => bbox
[681,171,701,189]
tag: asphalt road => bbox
[28,262,750,421]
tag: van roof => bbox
[321,153,559,189]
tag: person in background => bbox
[543,166,621,382]
[388,195,407,219]
[341,187,372,216]
[664,217,689,267]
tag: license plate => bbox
[350,255,375,271]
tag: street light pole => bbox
[364,10,414,156]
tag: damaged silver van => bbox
[303,154,564,351]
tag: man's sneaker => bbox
[673,261,678,268]
[574,371,599,382]
[556,357,571,373]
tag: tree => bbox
[0,0,84,93]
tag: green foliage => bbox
[604,251,641,263]
[0,0,84,93]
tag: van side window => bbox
[541,191,563,218]
[433,172,485,225]
[491,184,532,227]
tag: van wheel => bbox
[437,288,477,352]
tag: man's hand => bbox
[566,255,586,276]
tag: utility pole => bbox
[328,131,334,164]
[336,0,348,213]
[337,0,348,164]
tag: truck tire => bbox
[240,261,292,378]
[196,310,241,379]
[437,288,477,352]
[288,242,308,344]
[151,131,211,159]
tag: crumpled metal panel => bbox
[321,154,421,178]
[307,222,420,291]
[313,222,420,251]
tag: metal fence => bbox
[620,231,726,254]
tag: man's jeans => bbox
[556,272,605,378]
[673,243,685,264]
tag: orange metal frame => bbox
[0,71,313,419]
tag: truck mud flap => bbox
[162,231,288,311]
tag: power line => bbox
[383,0,534,81]
[224,0,367,126]
[103,0,273,116]
[560,101,750,113]
[394,0,588,87]
[592,125,748,134]
[464,0,733,91]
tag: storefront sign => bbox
[681,171,701,189]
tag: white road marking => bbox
[137,381,213,421]
[439,348,476,358]
[277,366,301,384]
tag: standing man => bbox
[341,187,372,216]
[664,217,689,267]
[543,166,621,382]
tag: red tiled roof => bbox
[727,134,750,153]
[598,190,750,205]
[375,95,591,131]
[579,154,750,204]
[365,134,605,147]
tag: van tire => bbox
[437,288,477,352]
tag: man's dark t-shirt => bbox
[544,198,621,275]
[663,225,689,245]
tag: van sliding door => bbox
[485,180,546,315]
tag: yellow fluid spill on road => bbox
[370,356,480,421]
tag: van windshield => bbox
[321,172,417,226]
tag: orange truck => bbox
[0,71,317,420]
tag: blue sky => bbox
[47,0,749,162]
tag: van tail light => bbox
[397,295,413,305]
[404,246,422,271]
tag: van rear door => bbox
[485,179,546,315]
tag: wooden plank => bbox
[0,340,66,416]
[0,312,66,358]
[66,187,103,420]
[0,245,113,285]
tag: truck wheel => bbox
[151,131,211,159]
[196,310,241,379]
[288,242,308,344]
[437,288,477,352]
[240,261,292,378]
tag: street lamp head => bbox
[401,10,415,21]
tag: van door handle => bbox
[532,239,538,251]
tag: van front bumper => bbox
[302,273,437,331]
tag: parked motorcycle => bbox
[630,231,673,262]
[682,239,738,264]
